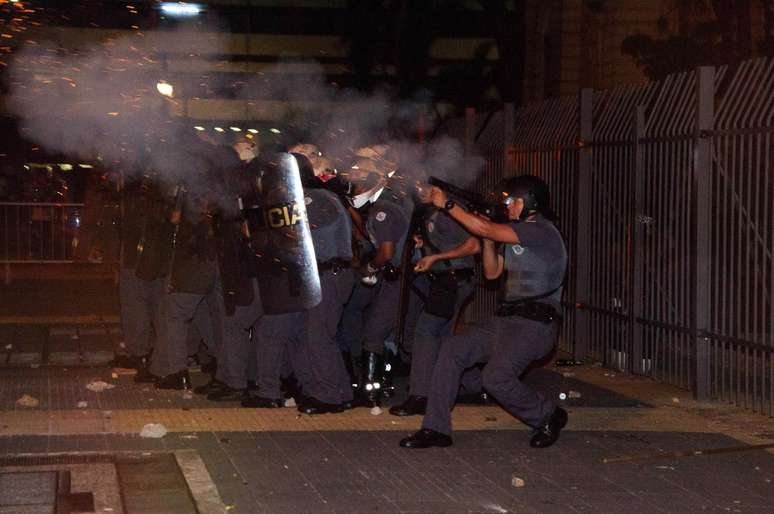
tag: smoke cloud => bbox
[6,13,485,198]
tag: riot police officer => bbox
[102,173,171,371]
[400,175,568,449]
[242,151,354,411]
[337,158,410,407]
[389,184,481,416]
[198,138,263,401]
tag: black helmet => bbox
[291,152,321,189]
[500,174,552,221]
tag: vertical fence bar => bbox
[693,66,715,400]
[574,88,593,361]
[631,106,647,374]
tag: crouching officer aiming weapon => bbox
[400,174,569,450]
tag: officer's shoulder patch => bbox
[512,244,525,255]
[304,196,313,205]
[375,211,387,222]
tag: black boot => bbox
[241,395,284,408]
[133,366,159,384]
[381,350,396,398]
[207,385,247,402]
[399,429,452,449]
[297,397,344,415]
[193,379,227,395]
[341,351,358,390]
[389,395,427,416]
[108,353,149,370]
[356,351,384,407]
[529,407,568,448]
[155,370,192,391]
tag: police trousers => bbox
[119,267,164,357]
[337,270,400,356]
[150,278,224,377]
[422,314,558,435]
[408,273,477,398]
[215,279,262,389]
[255,269,354,403]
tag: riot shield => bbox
[246,153,321,314]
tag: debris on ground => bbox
[16,394,39,408]
[110,372,119,379]
[485,416,497,422]
[4,344,12,350]
[182,392,193,400]
[30,364,40,369]
[86,381,115,393]
[284,397,297,408]
[568,391,582,399]
[180,434,198,440]
[672,397,680,403]
[77,401,88,408]
[370,406,383,416]
[562,372,575,377]
[511,476,526,488]
[559,393,567,400]
[139,423,167,438]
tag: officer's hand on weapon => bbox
[429,186,448,209]
[413,255,437,273]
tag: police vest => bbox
[501,217,567,306]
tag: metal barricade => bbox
[0,202,84,263]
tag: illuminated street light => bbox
[229,127,242,132]
[214,127,224,133]
[160,2,202,17]
[270,128,281,134]
[247,128,259,134]
[194,126,205,131]
[156,81,174,97]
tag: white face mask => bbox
[234,142,257,162]
[351,185,385,209]
[351,191,371,209]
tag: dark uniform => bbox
[417,214,567,439]
[392,208,479,414]
[248,185,354,410]
[337,190,410,405]
[207,149,264,398]
[110,177,172,368]
[148,191,223,387]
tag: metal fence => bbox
[0,202,84,263]
[446,57,774,416]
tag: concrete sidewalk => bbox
[0,358,772,513]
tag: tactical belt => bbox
[495,301,561,324]
[317,259,352,273]
[427,267,474,282]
